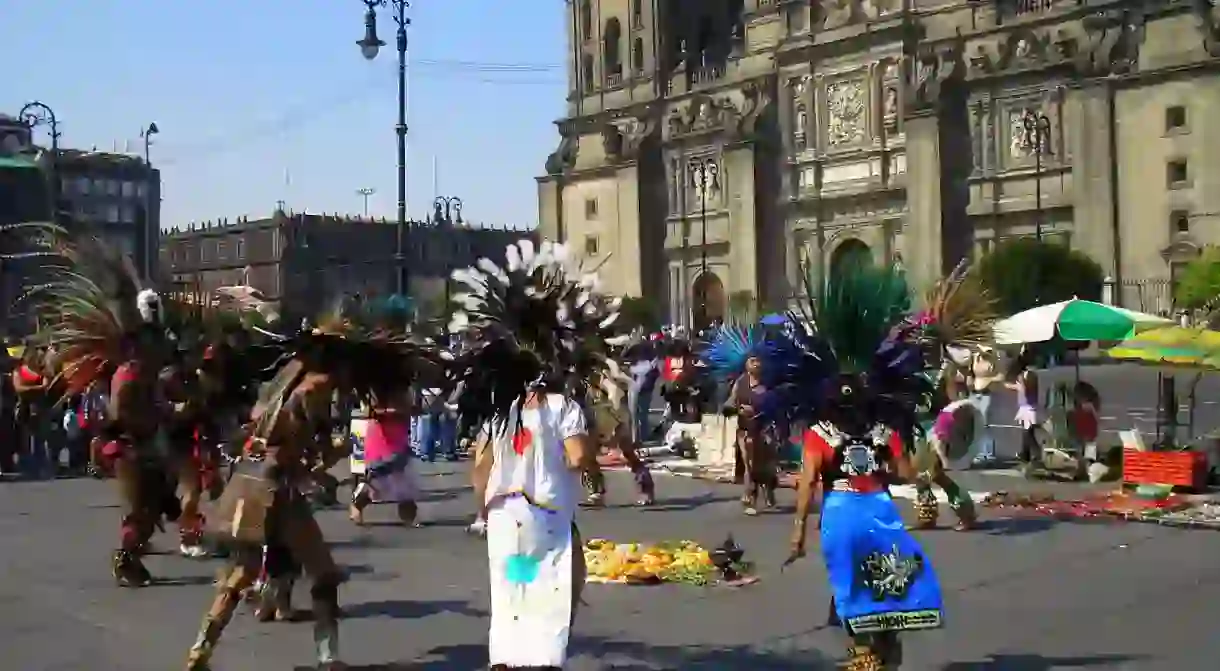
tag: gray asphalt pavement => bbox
[2,456,1219,670]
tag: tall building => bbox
[537,0,1220,326]
[0,114,51,334]
[52,149,161,280]
[160,210,531,325]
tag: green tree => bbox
[1173,246,1220,310]
[977,238,1104,316]
[618,296,660,331]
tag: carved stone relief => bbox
[827,80,866,146]
[544,135,578,174]
[665,83,771,143]
[1008,111,1030,160]
[906,47,962,110]
[602,115,655,163]
[821,0,854,31]
[882,86,898,130]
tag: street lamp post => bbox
[141,122,159,280]
[357,0,411,296]
[356,187,375,216]
[433,196,462,339]
[1021,109,1052,241]
[19,102,61,223]
[688,157,717,330]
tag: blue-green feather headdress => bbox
[700,324,762,381]
[758,261,930,432]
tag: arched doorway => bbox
[692,272,726,331]
[830,238,872,275]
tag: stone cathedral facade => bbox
[537,0,1220,327]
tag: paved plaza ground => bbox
[2,363,1219,670]
[2,460,1219,670]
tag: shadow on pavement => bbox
[977,516,1060,537]
[342,598,486,621]
[574,636,838,669]
[941,653,1147,669]
[638,492,736,512]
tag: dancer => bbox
[904,261,998,531]
[185,303,445,671]
[578,335,655,507]
[448,239,629,670]
[349,389,419,526]
[771,261,945,670]
[704,324,777,514]
[7,225,179,586]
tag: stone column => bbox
[724,144,760,298]
[1065,84,1119,287]
[612,164,644,296]
[536,177,563,242]
[904,113,943,291]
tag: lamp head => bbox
[358,8,385,60]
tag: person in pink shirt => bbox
[349,390,420,526]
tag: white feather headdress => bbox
[447,238,631,436]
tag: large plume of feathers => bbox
[908,259,998,351]
[251,294,448,411]
[1,223,159,397]
[446,238,630,439]
[700,324,762,381]
[757,260,931,431]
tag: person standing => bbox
[968,347,1003,467]
[626,337,659,446]
[447,238,630,670]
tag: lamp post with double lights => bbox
[688,157,717,330]
[357,0,411,295]
[433,196,462,339]
[19,101,61,222]
[1021,109,1052,241]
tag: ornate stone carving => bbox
[1197,0,1220,57]
[882,86,898,131]
[906,46,962,109]
[820,0,855,31]
[827,80,866,146]
[1077,11,1146,76]
[667,95,737,138]
[1001,31,1049,71]
[544,135,578,174]
[602,115,655,162]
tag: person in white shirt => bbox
[446,239,629,670]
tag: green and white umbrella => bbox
[993,299,1171,345]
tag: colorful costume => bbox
[350,397,420,526]
[905,261,999,530]
[186,301,446,670]
[7,224,179,586]
[764,261,945,670]
[447,239,629,670]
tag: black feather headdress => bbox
[446,238,630,438]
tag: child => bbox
[350,391,419,526]
[1070,381,1101,463]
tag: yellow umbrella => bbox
[1106,326,1220,367]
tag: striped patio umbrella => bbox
[1106,327,1220,367]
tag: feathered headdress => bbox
[907,259,998,355]
[252,294,447,413]
[758,260,930,431]
[700,324,762,381]
[446,238,630,438]
[1,223,163,397]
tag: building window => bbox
[1172,210,1191,234]
[581,53,595,93]
[632,38,645,73]
[632,0,643,29]
[603,18,623,83]
[75,177,91,195]
[104,204,120,223]
[1166,106,1187,132]
[584,234,600,256]
[135,182,147,198]
[1167,159,1189,188]
[584,197,598,219]
[120,204,136,223]
[235,237,246,260]
[216,241,227,260]
[200,242,210,262]
[121,181,136,198]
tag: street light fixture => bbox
[19,101,61,223]
[433,196,462,339]
[1021,109,1052,241]
[357,187,376,216]
[688,157,717,330]
[357,0,411,296]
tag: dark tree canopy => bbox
[976,238,1104,316]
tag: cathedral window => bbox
[581,52,595,93]
[579,0,592,41]
[632,38,645,73]
[603,18,623,83]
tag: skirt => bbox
[821,490,945,634]
[487,495,577,668]
[357,454,420,503]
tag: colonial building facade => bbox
[537,0,1220,326]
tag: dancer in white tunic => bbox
[476,394,590,669]
[446,238,631,670]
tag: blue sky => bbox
[3,0,567,230]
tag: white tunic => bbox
[485,394,586,668]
